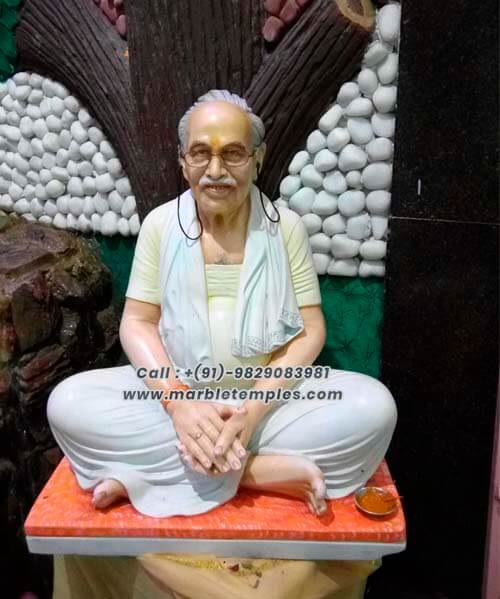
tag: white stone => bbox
[107,157,123,178]
[70,121,88,144]
[366,137,394,162]
[6,78,16,97]
[45,179,65,199]
[318,104,343,133]
[322,212,346,236]
[129,213,140,235]
[0,107,6,123]
[35,184,49,202]
[347,117,374,145]
[61,109,76,128]
[14,72,30,85]
[357,69,379,97]
[337,82,359,107]
[93,193,109,215]
[347,212,371,240]
[371,215,388,239]
[83,196,95,217]
[0,194,13,210]
[12,170,27,187]
[301,213,322,235]
[66,160,79,177]
[279,175,301,198]
[77,161,93,178]
[88,126,104,145]
[42,132,60,153]
[30,197,45,218]
[69,196,84,216]
[0,178,8,193]
[4,152,15,168]
[1,95,14,112]
[15,85,31,102]
[50,96,65,116]
[378,3,401,46]
[14,154,30,173]
[323,171,347,195]
[0,163,10,178]
[78,108,94,128]
[4,125,21,142]
[288,151,310,175]
[38,215,53,225]
[26,105,42,120]
[373,85,397,113]
[91,213,101,232]
[66,213,79,230]
[7,111,20,127]
[363,41,391,68]
[371,113,396,138]
[53,213,67,229]
[326,128,350,153]
[91,152,108,174]
[55,149,69,167]
[312,254,330,275]
[100,211,119,236]
[338,144,368,172]
[366,190,391,214]
[64,96,80,113]
[275,198,288,209]
[32,118,48,139]
[338,190,365,217]
[18,138,33,159]
[108,190,124,213]
[41,152,56,170]
[55,194,70,214]
[331,234,361,259]
[77,214,93,233]
[312,190,338,216]
[117,217,130,237]
[53,82,69,99]
[309,232,331,254]
[28,89,43,105]
[362,163,392,190]
[328,258,359,277]
[40,98,52,118]
[313,149,337,172]
[24,184,35,200]
[13,100,26,117]
[116,177,132,197]
[377,53,399,85]
[82,176,96,196]
[121,195,136,218]
[14,198,30,214]
[306,130,327,154]
[80,141,97,160]
[41,79,57,97]
[360,240,387,260]
[289,187,315,215]
[94,173,114,194]
[346,170,362,188]
[67,177,84,196]
[58,130,72,150]
[359,259,385,278]
[345,97,373,118]
[44,200,58,217]
[31,138,44,158]
[50,166,69,184]
[46,115,62,133]
[300,164,323,189]
[27,170,40,185]
[100,140,116,160]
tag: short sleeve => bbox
[125,209,163,305]
[285,216,322,307]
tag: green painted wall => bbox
[0,0,19,81]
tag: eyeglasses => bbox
[181,147,256,168]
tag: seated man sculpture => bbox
[47,90,397,518]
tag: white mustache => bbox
[200,176,237,187]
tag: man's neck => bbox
[198,195,250,238]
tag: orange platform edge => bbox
[25,458,406,543]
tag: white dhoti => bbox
[47,365,397,518]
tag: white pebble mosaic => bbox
[0,73,138,236]
[277,2,401,277]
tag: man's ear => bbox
[178,146,189,182]
[254,142,266,178]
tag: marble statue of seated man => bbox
[47,89,397,518]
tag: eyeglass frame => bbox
[178,144,258,169]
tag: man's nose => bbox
[206,154,226,178]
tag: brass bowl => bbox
[354,486,398,517]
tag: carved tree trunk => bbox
[16,0,374,218]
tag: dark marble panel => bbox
[391,0,499,223]
[378,217,499,598]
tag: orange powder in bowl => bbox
[355,487,397,515]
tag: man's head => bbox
[178,90,266,218]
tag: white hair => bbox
[178,89,265,151]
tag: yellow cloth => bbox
[53,554,381,599]
[125,203,322,308]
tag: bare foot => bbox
[92,478,128,509]
[240,454,327,516]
